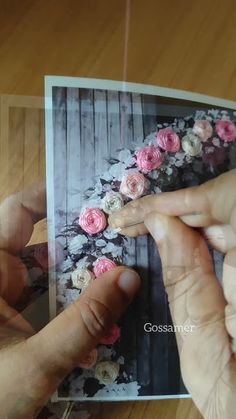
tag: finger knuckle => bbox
[78,297,113,339]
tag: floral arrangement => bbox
[56,109,236,396]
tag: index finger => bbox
[0,184,46,254]
[109,169,236,234]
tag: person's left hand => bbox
[0,185,141,418]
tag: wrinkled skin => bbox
[2,169,236,418]
[0,185,140,418]
[110,169,236,419]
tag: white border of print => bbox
[45,76,236,402]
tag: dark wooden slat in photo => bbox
[142,93,171,395]
[79,89,95,193]
[107,90,120,158]
[118,91,138,381]
[119,91,133,148]
[66,87,81,224]
[132,93,151,391]
[148,238,169,394]
[52,87,67,236]
[94,90,109,176]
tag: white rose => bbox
[95,361,120,385]
[181,133,202,156]
[101,192,124,214]
[71,268,94,291]
[69,235,88,254]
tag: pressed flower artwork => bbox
[46,78,236,401]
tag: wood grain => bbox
[2,0,236,416]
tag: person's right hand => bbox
[109,169,236,419]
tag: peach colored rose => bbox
[100,324,121,345]
[120,172,150,199]
[136,145,164,173]
[78,348,98,369]
[193,120,213,141]
[156,128,180,152]
[79,208,107,235]
[93,258,117,277]
[215,120,236,142]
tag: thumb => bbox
[144,212,232,412]
[28,266,140,380]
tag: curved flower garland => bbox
[56,109,236,391]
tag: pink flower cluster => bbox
[135,128,181,175]
[78,119,236,235]
[74,114,236,369]
[193,119,236,142]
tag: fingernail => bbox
[144,214,166,241]
[118,270,141,298]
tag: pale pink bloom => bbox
[100,324,121,345]
[193,120,213,141]
[156,127,180,152]
[93,258,117,277]
[120,172,150,199]
[78,348,98,369]
[215,119,236,142]
[136,145,164,173]
[79,208,106,235]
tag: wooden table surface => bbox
[1,0,236,417]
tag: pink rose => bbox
[78,348,98,369]
[93,258,117,277]
[79,208,107,235]
[215,120,236,142]
[156,128,180,152]
[193,120,213,141]
[100,324,121,345]
[136,145,164,173]
[120,172,150,199]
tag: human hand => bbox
[109,169,236,418]
[0,185,140,418]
